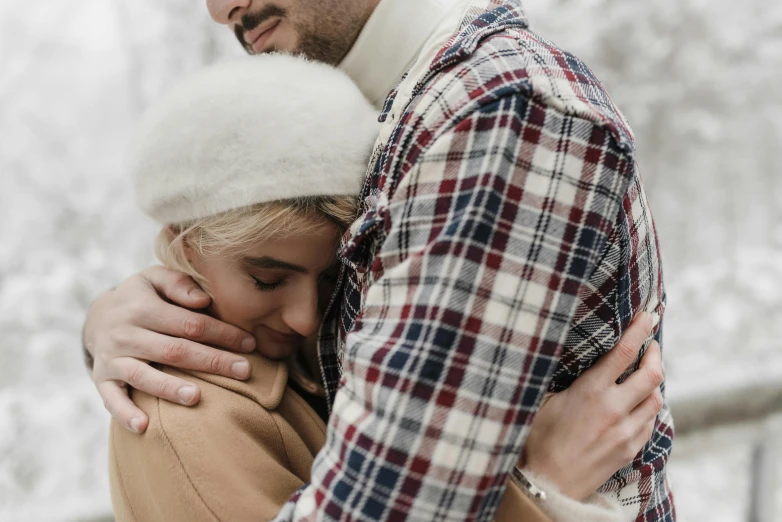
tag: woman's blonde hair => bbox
[156,196,357,292]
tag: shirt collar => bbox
[339,0,460,108]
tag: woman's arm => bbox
[497,313,664,522]
[503,471,626,522]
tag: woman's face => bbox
[187,221,341,360]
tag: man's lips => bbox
[247,19,281,54]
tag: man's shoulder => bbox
[415,3,635,153]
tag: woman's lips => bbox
[250,20,281,54]
[261,325,301,344]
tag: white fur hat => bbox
[130,54,379,225]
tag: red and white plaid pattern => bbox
[274,1,675,521]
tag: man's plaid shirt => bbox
[275,1,675,521]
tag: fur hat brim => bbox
[131,54,379,225]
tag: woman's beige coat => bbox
[109,352,553,522]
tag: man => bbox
[84,0,674,520]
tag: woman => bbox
[109,54,662,522]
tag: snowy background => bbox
[0,0,780,520]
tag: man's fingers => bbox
[142,265,212,309]
[618,340,663,409]
[122,329,252,380]
[98,380,149,434]
[588,312,654,384]
[145,301,256,354]
[109,357,204,406]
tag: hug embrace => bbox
[84,1,675,521]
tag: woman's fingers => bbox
[586,312,654,386]
[98,380,150,434]
[625,388,664,456]
[609,388,663,467]
[618,340,664,410]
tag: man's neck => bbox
[339,0,459,108]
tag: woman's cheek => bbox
[208,273,262,330]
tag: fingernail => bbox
[651,312,660,328]
[232,361,251,379]
[241,337,255,351]
[177,386,197,405]
[188,288,208,299]
[129,418,142,433]
[641,312,653,328]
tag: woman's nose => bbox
[205,0,252,25]
[282,284,321,338]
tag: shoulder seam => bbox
[418,30,634,156]
[423,90,633,164]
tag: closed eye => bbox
[250,274,286,292]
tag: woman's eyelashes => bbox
[249,266,337,293]
[250,274,286,292]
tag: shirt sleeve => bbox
[273,92,638,522]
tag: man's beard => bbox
[233,2,364,66]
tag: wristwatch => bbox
[512,466,548,501]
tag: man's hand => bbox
[85,266,257,434]
[522,312,664,501]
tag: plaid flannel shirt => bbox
[274,1,675,521]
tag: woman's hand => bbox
[522,312,664,502]
[85,266,257,434]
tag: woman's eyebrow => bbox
[242,256,308,274]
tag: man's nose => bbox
[205,0,251,25]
